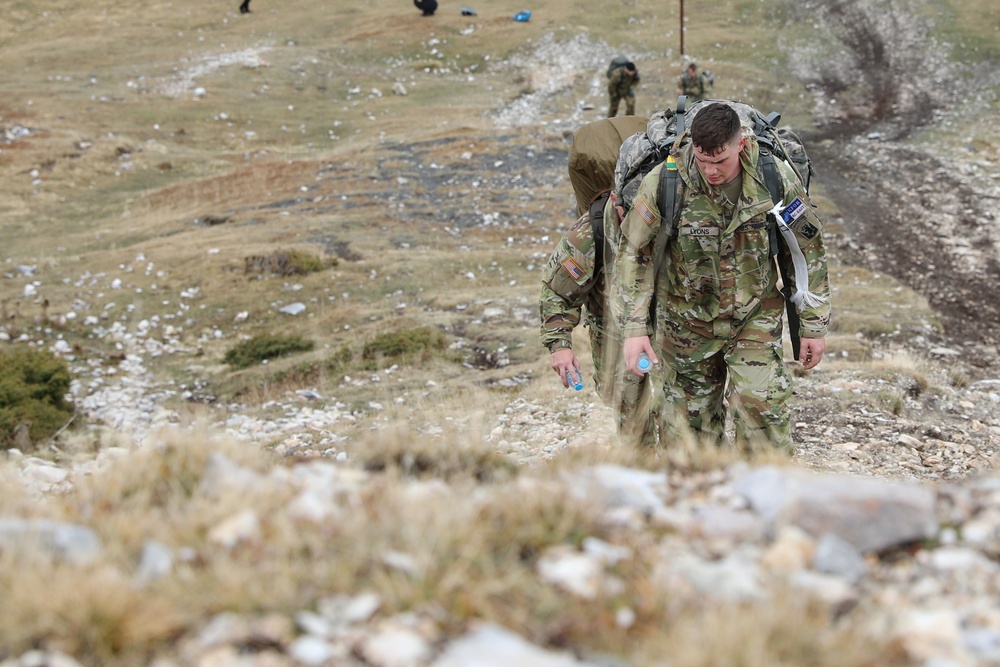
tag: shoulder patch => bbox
[780,197,807,224]
[793,219,819,240]
[634,198,657,226]
[561,258,584,280]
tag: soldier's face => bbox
[693,135,745,186]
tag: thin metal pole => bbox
[679,0,685,56]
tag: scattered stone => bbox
[0,519,102,565]
[278,302,306,315]
[431,622,599,667]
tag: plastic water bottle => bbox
[565,369,584,391]
[637,353,652,374]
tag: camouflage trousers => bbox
[652,312,794,454]
[607,93,635,118]
[595,335,657,448]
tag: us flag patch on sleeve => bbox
[561,258,584,280]
[634,198,656,226]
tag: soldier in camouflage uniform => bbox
[611,102,831,453]
[539,192,656,447]
[677,62,710,102]
[607,62,640,118]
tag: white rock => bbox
[286,489,340,524]
[278,302,306,315]
[537,546,602,599]
[288,636,339,666]
[136,540,174,582]
[21,463,69,486]
[207,510,261,549]
[431,622,591,667]
[356,626,432,667]
[16,650,85,667]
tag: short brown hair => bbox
[691,103,740,155]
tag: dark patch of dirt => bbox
[810,138,1000,357]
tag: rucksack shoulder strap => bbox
[652,156,682,282]
[589,192,610,270]
[757,148,785,206]
[757,150,785,260]
[673,95,688,138]
[758,149,788,262]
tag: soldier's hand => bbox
[550,348,580,387]
[799,337,826,370]
[624,336,657,376]
[610,191,626,222]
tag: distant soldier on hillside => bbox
[676,61,714,102]
[607,60,640,118]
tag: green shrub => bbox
[0,346,75,450]
[949,369,970,389]
[362,327,446,364]
[874,390,905,416]
[223,333,315,369]
[243,249,330,276]
[282,249,328,274]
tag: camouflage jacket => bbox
[611,126,831,341]
[539,202,607,353]
[608,67,639,97]
[679,72,707,99]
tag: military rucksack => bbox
[606,55,631,79]
[568,116,649,216]
[567,115,649,274]
[567,97,815,279]
[614,96,813,213]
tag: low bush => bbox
[223,333,315,369]
[243,249,332,276]
[361,326,446,365]
[0,346,75,450]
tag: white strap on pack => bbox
[768,201,827,312]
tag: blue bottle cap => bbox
[637,355,651,372]
[566,370,584,391]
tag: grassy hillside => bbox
[1,0,996,427]
[2,0,999,664]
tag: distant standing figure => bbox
[414,0,438,16]
[677,62,713,102]
[239,0,251,13]
[607,61,639,118]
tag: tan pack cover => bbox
[567,115,648,217]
